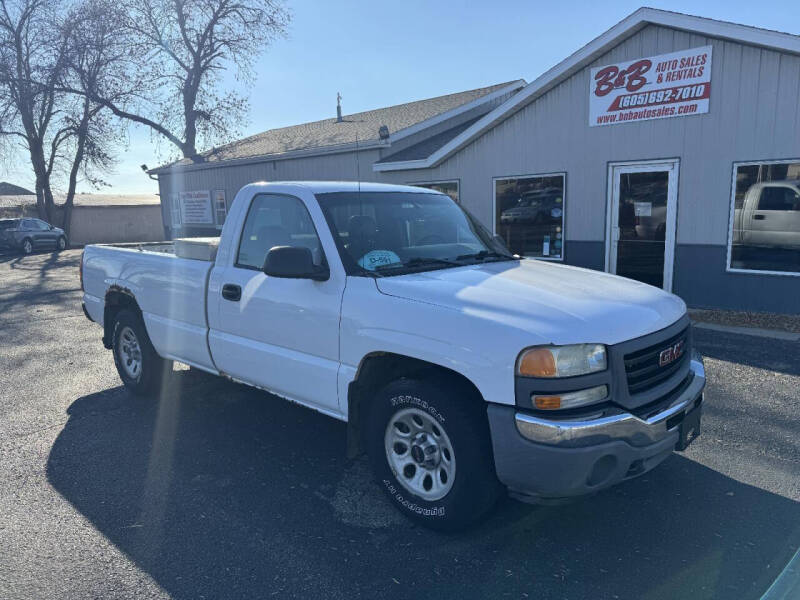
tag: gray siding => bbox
[158,147,383,213]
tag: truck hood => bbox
[375,259,686,346]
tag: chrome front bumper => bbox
[514,352,706,448]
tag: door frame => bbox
[605,159,680,292]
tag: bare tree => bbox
[65,0,290,160]
[0,0,66,220]
[57,0,122,234]
[0,0,118,229]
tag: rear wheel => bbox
[21,238,33,255]
[366,377,502,531]
[111,309,170,395]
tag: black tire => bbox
[21,238,33,255]
[57,236,67,251]
[366,377,502,531]
[111,309,170,396]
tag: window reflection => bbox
[414,181,459,203]
[616,171,669,288]
[495,175,565,258]
[730,161,800,273]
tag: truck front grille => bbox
[624,326,690,395]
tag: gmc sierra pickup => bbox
[81,181,705,530]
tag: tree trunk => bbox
[61,100,91,238]
[28,139,56,222]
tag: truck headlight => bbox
[517,344,607,378]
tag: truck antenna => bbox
[354,129,361,194]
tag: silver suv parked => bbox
[0,218,68,254]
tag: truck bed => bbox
[91,236,220,261]
[82,241,217,371]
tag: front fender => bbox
[339,278,527,407]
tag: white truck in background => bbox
[81,181,705,530]
[733,180,800,249]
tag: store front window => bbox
[495,174,565,259]
[728,160,800,274]
[413,181,459,203]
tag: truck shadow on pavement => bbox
[47,371,799,600]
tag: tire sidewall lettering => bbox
[382,479,446,517]
[389,394,445,424]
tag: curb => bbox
[693,321,800,341]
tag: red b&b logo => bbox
[594,59,652,97]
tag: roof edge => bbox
[150,80,526,177]
[375,7,800,172]
[386,79,525,144]
[150,138,389,176]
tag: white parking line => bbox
[693,321,800,342]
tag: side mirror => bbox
[262,246,329,281]
[49,225,55,230]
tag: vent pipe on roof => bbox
[378,125,389,140]
[336,92,343,122]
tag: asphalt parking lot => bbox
[1,249,798,600]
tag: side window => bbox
[729,160,800,274]
[758,187,791,210]
[758,187,796,211]
[495,174,565,259]
[236,194,323,270]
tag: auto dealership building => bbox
[151,8,800,314]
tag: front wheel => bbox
[111,309,170,396]
[57,236,67,251]
[366,377,502,531]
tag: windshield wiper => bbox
[454,250,516,262]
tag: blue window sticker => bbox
[358,250,401,271]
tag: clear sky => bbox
[3,0,797,195]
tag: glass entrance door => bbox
[608,161,678,290]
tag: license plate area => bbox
[675,404,702,451]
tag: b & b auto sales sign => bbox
[590,46,712,127]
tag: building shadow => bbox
[47,371,799,600]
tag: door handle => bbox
[753,214,766,220]
[221,283,242,302]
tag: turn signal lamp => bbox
[517,347,556,377]
[533,385,608,410]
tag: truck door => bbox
[207,191,346,417]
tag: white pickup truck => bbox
[733,180,800,249]
[81,181,705,530]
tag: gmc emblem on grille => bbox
[659,340,685,367]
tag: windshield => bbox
[315,191,516,275]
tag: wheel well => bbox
[102,288,141,349]
[345,352,484,458]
